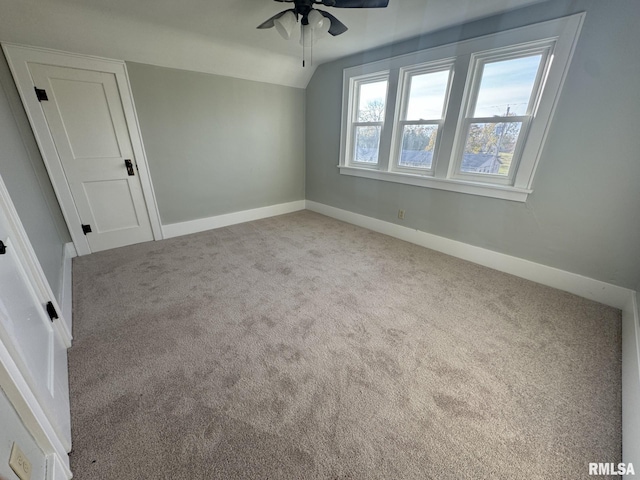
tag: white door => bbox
[0,203,71,450]
[28,63,154,253]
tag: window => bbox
[392,63,452,173]
[349,75,388,166]
[339,14,585,202]
[452,45,552,184]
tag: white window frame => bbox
[450,41,554,186]
[390,60,454,176]
[347,72,390,168]
[338,13,585,202]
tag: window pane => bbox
[461,122,522,176]
[398,125,437,169]
[473,55,542,117]
[405,70,450,121]
[357,80,388,122]
[353,125,382,163]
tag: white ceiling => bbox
[0,0,547,87]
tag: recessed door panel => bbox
[50,78,122,159]
[84,179,140,232]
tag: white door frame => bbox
[2,43,163,256]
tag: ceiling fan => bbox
[258,0,389,65]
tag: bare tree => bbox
[358,99,385,122]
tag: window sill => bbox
[338,165,532,202]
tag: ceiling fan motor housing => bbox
[258,0,389,35]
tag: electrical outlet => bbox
[398,209,405,220]
[9,443,31,480]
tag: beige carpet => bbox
[69,211,621,479]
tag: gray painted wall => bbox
[127,63,305,226]
[0,51,70,298]
[305,0,640,290]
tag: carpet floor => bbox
[68,211,621,479]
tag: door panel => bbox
[29,63,153,253]
[84,179,140,231]
[50,78,122,159]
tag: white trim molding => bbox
[305,200,631,309]
[1,43,164,256]
[47,453,71,480]
[338,165,532,202]
[162,200,306,239]
[59,242,76,340]
[622,291,640,467]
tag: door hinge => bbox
[82,224,92,235]
[46,301,58,321]
[0,240,6,255]
[34,87,48,102]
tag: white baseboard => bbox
[47,452,71,480]
[161,200,306,239]
[623,291,640,467]
[305,200,632,310]
[59,242,76,341]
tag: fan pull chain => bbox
[301,24,313,68]
[302,24,306,67]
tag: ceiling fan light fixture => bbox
[315,18,331,40]
[307,10,325,30]
[300,11,331,45]
[274,11,297,40]
[258,0,390,66]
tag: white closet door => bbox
[28,63,154,252]
[0,191,71,450]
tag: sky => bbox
[405,69,450,120]
[474,54,542,117]
[356,53,542,121]
[358,80,388,120]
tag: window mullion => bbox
[400,120,441,126]
[352,121,383,127]
[436,54,470,179]
[468,115,529,124]
[377,68,399,171]
[512,116,534,188]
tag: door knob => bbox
[125,159,135,176]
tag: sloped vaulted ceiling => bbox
[0,0,546,88]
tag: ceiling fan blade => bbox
[330,0,389,7]
[257,9,291,29]
[317,10,348,36]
